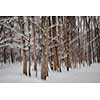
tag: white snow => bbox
[0,63,43,83]
[0,62,100,83]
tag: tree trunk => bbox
[41,16,49,80]
[3,47,7,64]
[86,17,92,66]
[31,17,37,77]
[64,16,71,71]
[23,16,28,75]
[10,48,14,63]
[28,33,31,76]
[51,16,60,71]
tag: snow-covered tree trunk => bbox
[50,16,57,71]
[31,17,37,77]
[49,16,54,70]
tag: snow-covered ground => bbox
[0,62,100,83]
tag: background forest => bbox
[0,16,100,80]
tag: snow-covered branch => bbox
[47,24,63,32]
[3,24,29,41]
[30,18,45,33]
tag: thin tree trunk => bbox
[31,17,37,77]
[23,16,28,75]
[10,48,14,63]
[86,17,92,66]
[3,47,7,64]
[28,33,31,76]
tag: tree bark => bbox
[41,16,49,80]
[31,17,37,77]
[23,16,28,75]
[64,16,71,71]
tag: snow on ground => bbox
[0,63,43,83]
[0,62,100,83]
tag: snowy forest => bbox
[0,16,100,82]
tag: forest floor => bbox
[0,62,100,83]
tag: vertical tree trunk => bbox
[51,16,60,71]
[64,16,71,71]
[19,48,22,64]
[3,47,7,64]
[92,17,96,63]
[51,16,57,71]
[22,48,27,75]
[28,33,31,76]
[95,17,100,63]
[23,16,28,75]
[31,17,37,77]
[10,48,14,63]
[56,16,61,72]
[77,16,81,67]
[41,16,49,80]
[86,17,92,66]
[82,17,86,66]
[10,33,14,64]
[48,16,54,70]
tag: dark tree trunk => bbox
[3,47,7,64]
[10,49,14,63]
